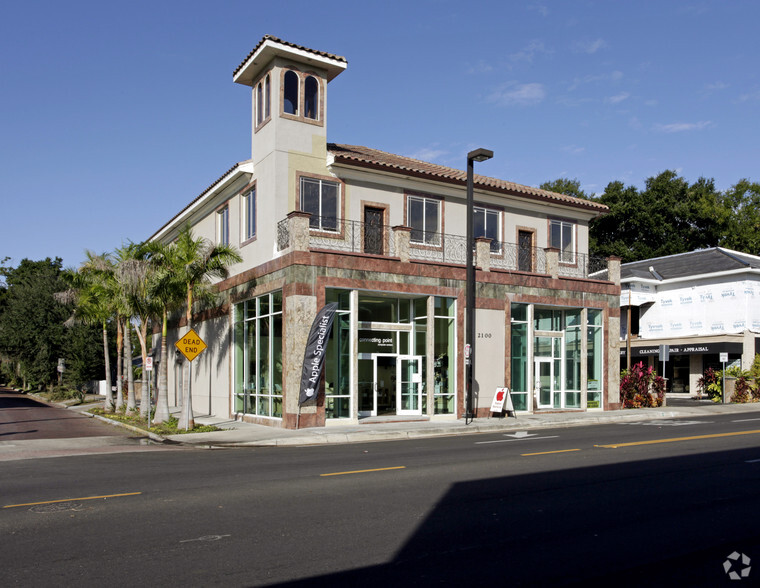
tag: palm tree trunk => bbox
[136,321,150,419]
[154,310,171,423]
[102,319,114,412]
[115,317,124,411]
[126,322,136,412]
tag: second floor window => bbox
[301,177,339,232]
[243,188,256,241]
[550,219,575,263]
[408,195,440,245]
[474,206,500,252]
[218,206,230,246]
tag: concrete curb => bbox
[15,388,760,449]
[170,403,760,448]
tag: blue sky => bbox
[2,0,758,269]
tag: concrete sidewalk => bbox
[155,398,760,448]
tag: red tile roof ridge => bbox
[234,35,347,78]
[328,143,607,212]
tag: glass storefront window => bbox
[434,316,455,414]
[325,290,456,418]
[233,291,283,419]
[511,304,529,411]
[325,305,351,419]
[587,311,603,408]
[358,296,397,323]
[565,327,581,391]
[534,308,560,331]
[434,296,455,317]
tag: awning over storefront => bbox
[620,341,743,358]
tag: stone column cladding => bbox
[546,247,559,279]
[475,237,492,272]
[742,329,755,370]
[393,225,411,263]
[606,258,622,408]
[607,312,621,408]
[607,256,621,285]
[287,211,311,252]
[285,294,318,427]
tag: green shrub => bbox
[731,375,752,403]
[697,367,722,402]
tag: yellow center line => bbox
[3,492,142,509]
[521,449,581,457]
[596,429,760,449]
[320,466,406,477]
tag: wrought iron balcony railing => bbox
[277,216,609,279]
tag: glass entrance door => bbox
[358,354,397,417]
[534,358,553,409]
[397,355,423,415]
[358,356,376,416]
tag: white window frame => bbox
[474,206,501,253]
[217,206,230,246]
[550,219,575,263]
[407,195,441,245]
[300,176,340,232]
[242,188,256,242]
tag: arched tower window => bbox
[284,70,299,115]
[264,74,271,119]
[304,76,319,120]
[256,81,263,125]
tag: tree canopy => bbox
[543,170,754,263]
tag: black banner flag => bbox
[299,303,338,405]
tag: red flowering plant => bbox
[620,362,665,408]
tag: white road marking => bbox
[476,436,558,445]
[505,432,538,439]
[745,459,760,463]
[733,418,760,423]
[180,535,231,543]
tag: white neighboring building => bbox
[619,248,760,393]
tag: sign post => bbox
[720,352,728,403]
[174,329,208,430]
[659,344,669,393]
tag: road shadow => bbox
[264,445,760,587]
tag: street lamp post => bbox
[465,148,493,424]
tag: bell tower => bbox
[233,36,347,167]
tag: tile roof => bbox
[233,35,347,79]
[327,143,608,213]
[148,162,248,242]
[621,247,760,281]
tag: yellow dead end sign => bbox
[175,328,207,362]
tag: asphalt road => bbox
[0,389,173,461]
[2,411,760,586]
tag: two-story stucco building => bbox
[150,36,622,429]
[618,247,760,394]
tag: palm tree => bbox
[113,244,142,413]
[172,224,241,430]
[116,242,160,419]
[73,252,118,412]
[144,240,184,424]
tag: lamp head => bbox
[467,148,494,163]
